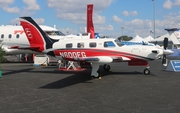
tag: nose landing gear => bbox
[144,66,150,75]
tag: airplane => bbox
[0,24,91,55]
[15,16,174,78]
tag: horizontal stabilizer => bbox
[165,28,180,31]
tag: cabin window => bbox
[66,43,73,48]
[89,42,97,47]
[1,34,4,38]
[104,41,116,47]
[16,34,20,38]
[8,34,12,38]
[77,43,84,48]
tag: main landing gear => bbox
[103,64,111,72]
[91,64,102,80]
[91,64,111,80]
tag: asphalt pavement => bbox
[0,60,180,113]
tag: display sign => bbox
[166,60,180,72]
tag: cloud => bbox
[122,11,138,16]
[130,11,138,16]
[9,17,44,25]
[162,0,180,9]
[174,0,180,6]
[107,25,113,30]
[34,18,45,25]
[59,28,78,35]
[0,0,40,15]
[93,15,106,24]
[3,6,19,13]
[47,0,112,25]
[0,0,17,13]
[122,11,129,16]
[0,0,14,7]
[163,0,173,9]
[22,0,40,10]
[112,13,180,38]
[112,15,123,23]
[9,18,20,25]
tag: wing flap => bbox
[65,56,114,63]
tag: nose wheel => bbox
[144,68,150,75]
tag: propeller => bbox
[162,37,168,66]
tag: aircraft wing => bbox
[65,56,131,63]
[8,46,40,50]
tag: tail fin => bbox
[165,28,180,45]
[19,17,58,52]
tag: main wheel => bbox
[144,69,150,75]
[103,64,110,71]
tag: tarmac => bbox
[0,60,180,113]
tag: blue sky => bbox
[0,0,180,38]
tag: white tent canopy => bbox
[150,34,171,42]
[130,35,145,42]
[144,35,154,42]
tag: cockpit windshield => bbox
[45,31,65,36]
[114,39,125,47]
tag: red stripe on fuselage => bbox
[53,49,150,61]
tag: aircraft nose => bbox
[163,49,174,55]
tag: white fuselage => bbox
[43,38,164,61]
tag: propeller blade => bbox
[163,37,168,50]
[162,37,169,66]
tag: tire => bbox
[103,64,110,71]
[144,69,150,75]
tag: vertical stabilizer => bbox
[87,4,95,39]
[165,28,180,45]
[19,17,58,52]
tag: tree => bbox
[118,35,133,41]
[0,47,7,63]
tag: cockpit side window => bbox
[114,39,125,47]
